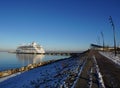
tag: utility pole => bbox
[109,16,117,56]
[101,32,104,51]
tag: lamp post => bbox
[101,32,104,51]
[109,16,117,56]
[97,36,100,45]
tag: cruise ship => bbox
[16,42,45,54]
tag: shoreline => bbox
[0,51,86,88]
[0,57,69,78]
[0,50,86,78]
[0,52,81,78]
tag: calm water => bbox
[0,52,69,71]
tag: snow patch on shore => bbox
[99,52,120,66]
[0,57,85,88]
[0,72,22,83]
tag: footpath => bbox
[75,50,120,88]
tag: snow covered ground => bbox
[0,72,22,83]
[93,56,105,88]
[99,51,120,66]
[0,57,86,88]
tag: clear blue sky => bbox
[0,0,120,51]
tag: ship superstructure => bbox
[16,42,45,54]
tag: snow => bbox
[71,58,86,88]
[99,52,120,66]
[0,72,22,83]
[88,68,93,88]
[93,56,105,88]
[0,57,86,88]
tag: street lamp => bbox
[97,36,100,45]
[109,16,117,56]
[101,32,104,51]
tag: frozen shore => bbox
[99,51,120,66]
[0,54,86,88]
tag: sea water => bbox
[0,52,69,71]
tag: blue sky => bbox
[0,0,120,51]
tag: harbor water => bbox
[0,52,69,71]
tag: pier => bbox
[12,51,83,56]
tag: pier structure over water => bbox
[43,52,80,56]
[12,51,83,56]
